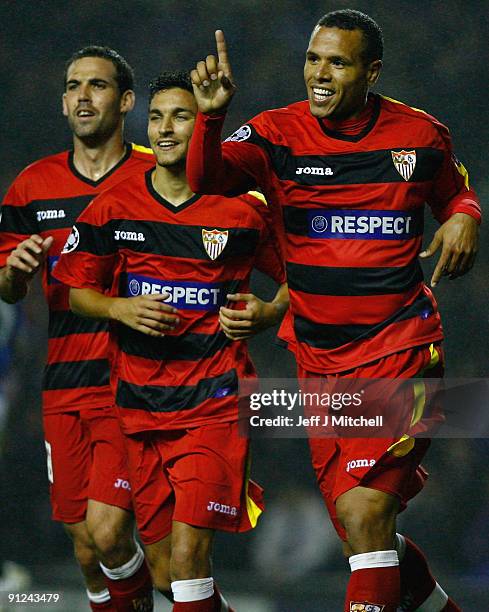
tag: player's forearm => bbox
[0,266,29,304]
[268,283,289,325]
[187,112,250,195]
[69,287,123,321]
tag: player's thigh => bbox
[123,431,174,546]
[166,421,258,533]
[43,411,90,523]
[83,406,133,512]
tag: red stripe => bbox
[47,332,109,364]
[42,386,113,414]
[290,284,422,325]
[286,234,422,268]
[116,344,252,388]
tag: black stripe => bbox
[117,325,230,361]
[287,261,424,297]
[1,196,94,233]
[283,205,424,237]
[295,293,435,350]
[43,358,110,390]
[48,310,108,338]
[77,219,260,261]
[246,125,443,185]
[0,204,38,235]
[116,368,238,412]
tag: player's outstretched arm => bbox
[0,234,53,303]
[191,30,236,115]
[219,283,289,341]
[69,288,179,338]
[419,212,479,287]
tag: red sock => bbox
[90,601,115,611]
[212,583,234,611]
[103,559,153,611]
[397,535,461,611]
[345,551,400,612]
[173,596,215,612]
[443,599,462,611]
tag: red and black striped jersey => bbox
[0,143,154,414]
[53,170,285,434]
[187,93,481,373]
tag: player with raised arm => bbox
[54,71,288,612]
[0,47,155,611]
[187,10,480,612]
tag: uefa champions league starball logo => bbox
[225,125,251,142]
[61,225,80,253]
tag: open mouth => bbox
[312,87,335,103]
[157,140,179,150]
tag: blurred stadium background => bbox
[0,0,487,609]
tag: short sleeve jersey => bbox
[207,93,480,373]
[0,144,154,414]
[54,170,285,434]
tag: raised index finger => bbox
[215,30,231,73]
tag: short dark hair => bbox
[316,9,383,64]
[148,71,193,104]
[64,46,134,93]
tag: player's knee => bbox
[90,521,134,562]
[337,490,398,553]
[72,537,99,571]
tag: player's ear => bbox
[120,89,135,114]
[62,93,68,117]
[367,59,382,86]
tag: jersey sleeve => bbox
[187,111,272,197]
[427,124,481,224]
[245,192,285,284]
[53,196,117,293]
[0,174,39,267]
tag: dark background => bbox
[0,1,487,609]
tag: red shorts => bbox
[298,343,444,540]
[43,406,132,523]
[123,420,264,545]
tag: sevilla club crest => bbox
[391,149,416,181]
[202,229,229,260]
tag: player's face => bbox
[147,88,197,168]
[63,57,134,142]
[304,26,381,120]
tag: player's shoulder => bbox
[251,100,309,127]
[12,150,69,183]
[379,94,449,134]
[129,142,154,162]
[228,190,271,227]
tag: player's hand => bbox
[419,212,479,287]
[109,293,180,337]
[219,293,282,341]
[5,234,53,281]
[191,30,236,114]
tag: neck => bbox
[152,164,194,206]
[72,130,126,181]
[321,94,374,136]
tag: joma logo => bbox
[346,459,376,472]
[207,501,237,516]
[296,166,333,176]
[37,209,66,222]
[114,230,145,242]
